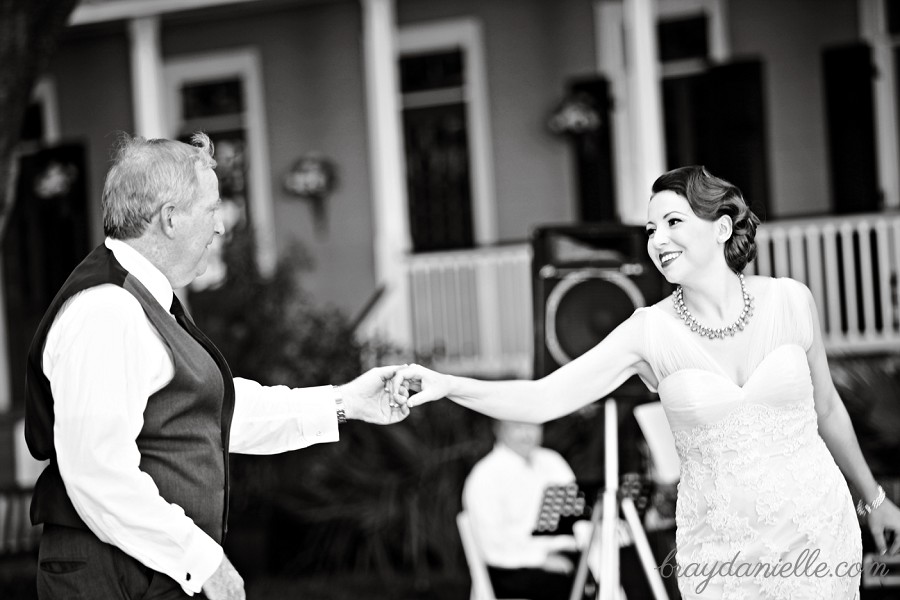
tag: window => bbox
[657,0,769,216]
[176,78,249,289]
[400,49,474,252]
[399,19,496,253]
[887,0,900,34]
[164,50,275,287]
[3,78,86,412]
[18,78,60,148]
[658,14,709,66]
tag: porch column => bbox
[860,0,900,210]
[128,16,166,138]
[600,0,665,225]
[594,1,636,224]
[360,0,413,349]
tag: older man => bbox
[25,133,406,600]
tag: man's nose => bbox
[214,217,225,236]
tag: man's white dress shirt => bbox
[462,443,578,569]
[42,238,341,595]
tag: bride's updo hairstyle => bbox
[651,165,761,273]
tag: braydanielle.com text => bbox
[656,548,891,594]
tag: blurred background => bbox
[1,0,899,598]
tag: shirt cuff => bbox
[179,530,224,595]
[290,385,341,444]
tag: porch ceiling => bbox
[70,0,341,26]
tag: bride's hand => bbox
[390,363,451,408]
[868,497,900,556]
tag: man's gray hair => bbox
[102,132,217,239]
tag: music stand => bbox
[532,481,601,537]
[567,398,670,600]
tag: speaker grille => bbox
[545,268,647,365]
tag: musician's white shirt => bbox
[463,442,578,568]
[42,238,340,595]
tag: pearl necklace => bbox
[672,273,754,339]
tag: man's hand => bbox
[340,366,411,424]
[202,554,245,600]
[389,363,452,408]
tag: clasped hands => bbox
[337,363,446,425]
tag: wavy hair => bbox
[651,165,760,273]
[102,132,217,239]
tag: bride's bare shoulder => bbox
[647,289,677,318]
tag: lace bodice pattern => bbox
[636,278,861,599]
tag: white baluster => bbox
[788,226,806,283]
[772,227,790,277]
[755,229,770,276]
[876,219,893,337]
[805,226,827,334]
[891,218,900,334]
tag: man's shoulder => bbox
[466,448,507,481]
[69,283,141,310]
[533,446,568,464]
[54,284,145,330]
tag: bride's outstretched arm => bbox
[390,309,650,423]
[803,284,900,555]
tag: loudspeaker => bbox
[532,224,671,392]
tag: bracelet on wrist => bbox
[856,485,886,517]
[333,385,347,424]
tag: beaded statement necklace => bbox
[672,273,754,340]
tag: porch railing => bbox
[406,244,533,378]
[750,211,900,354]
[362,211,900,378]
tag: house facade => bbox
[2,0,900,415]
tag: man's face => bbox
[175,167,224,284]
[496,421,543,459]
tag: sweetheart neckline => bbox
[655,343,807,390]
[646,282,786,387]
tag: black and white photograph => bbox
[1,1,899,599]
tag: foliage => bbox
[0,0,79,233]
[830,353,900,478]
[190,232,371,389]
[262,403,493,579]
[189,231,494,585]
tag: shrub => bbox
[189,233,492,587]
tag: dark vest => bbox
[24,245,235,542]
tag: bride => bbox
[389,166,900,599]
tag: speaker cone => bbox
[545,269,647,366]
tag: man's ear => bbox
[159,202,178,238]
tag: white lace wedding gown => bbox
[636,277,861,599]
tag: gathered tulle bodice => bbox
[635,278,861,600]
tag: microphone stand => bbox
[568,398,671,600]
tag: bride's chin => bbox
[658,269,678,284]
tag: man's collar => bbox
[105,237,174,310]
[494,442,534,466]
